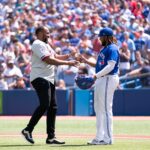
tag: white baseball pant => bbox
[94,75,119,144]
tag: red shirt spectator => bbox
[133,2,143,18]
[129,0,137,13]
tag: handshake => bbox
[74,53,85,63]
[66,48,87,67]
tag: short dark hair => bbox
[35,26,45,35]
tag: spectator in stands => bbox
[0,64,8,90]
[56,79,66,90]
[3,59,23,89]
[131,51,146,70]
[126,60,150,88]
[80,34,93,50]
[119,42,131,75]
[58,38,73,56]
[14,45,30,74]
[69,30,81,47]
[9,77,26,89]
[134,31,145,54]
[132,2,143,18]
[136,27,150,59]
[127,15,138,31]
[57,65,78,87]
[108,16,118,30]
[123,31,136,63]
[119,1,132,19]
[79,22,92,38]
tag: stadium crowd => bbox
[0,0,150,89]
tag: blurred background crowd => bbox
[0,0,150,90]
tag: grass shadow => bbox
[49,144,92,147]
[0,144,41,147]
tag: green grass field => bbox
[0,116,150,150]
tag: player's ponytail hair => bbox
[105,36,118,45]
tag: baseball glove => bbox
[75,74,95,90]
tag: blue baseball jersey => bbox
[96,43,119,75]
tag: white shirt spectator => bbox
[0,76,8,90]
[138,27,150,58]
[30,39,55,84]
[3,60,23,85]
[56,65,78,87]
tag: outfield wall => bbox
[0,89,150,116]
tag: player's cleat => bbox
[87,139,111,145]
[46,137,65,144]
[21,129,35,144]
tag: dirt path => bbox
[0,116,150,140]
[0,133,150,140]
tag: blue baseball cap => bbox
[99,27,113,37]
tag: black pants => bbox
[25,78,57,139]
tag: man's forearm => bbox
[43,56,70,65]
[55,54,71,60]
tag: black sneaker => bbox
[46,137,65,144]
[21,129,34,144]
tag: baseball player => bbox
[80,27,119,145]
[21,26,79,145]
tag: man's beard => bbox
[43,38,48,43]
[101,41,107,46]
